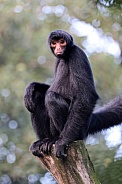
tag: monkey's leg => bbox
[39,91,70,154]
[45,91,70,135]
[24,82,50,157]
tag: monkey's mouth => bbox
[56,52,63,55]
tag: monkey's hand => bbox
[29,140,44,158]
[54,140,68,158]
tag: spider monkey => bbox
[24,30,122,158]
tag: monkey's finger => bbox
[48,140,56,152]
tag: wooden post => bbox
[31,140,100,184]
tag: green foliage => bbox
[0,0,122,183]
[87,139,122,184]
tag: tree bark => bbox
[31,140,100,184]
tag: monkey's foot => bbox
[29,140,44,158]
[40,138,56,155]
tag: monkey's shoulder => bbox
[70,44,86,55]
[69,45,89,64]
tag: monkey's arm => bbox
[54,97,94,158]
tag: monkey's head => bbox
[48,30,74,58]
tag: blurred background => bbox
[0,0,122,183]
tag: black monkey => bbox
[24,30,122,158]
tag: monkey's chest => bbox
[49,61,76,99]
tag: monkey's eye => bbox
[59,39,66,46]
[51,41,56,47]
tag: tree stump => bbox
[31,140,100,184]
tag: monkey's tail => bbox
[88,95,122,135]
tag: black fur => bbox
[24,30,122,158]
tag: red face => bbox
[50,38,66,57]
